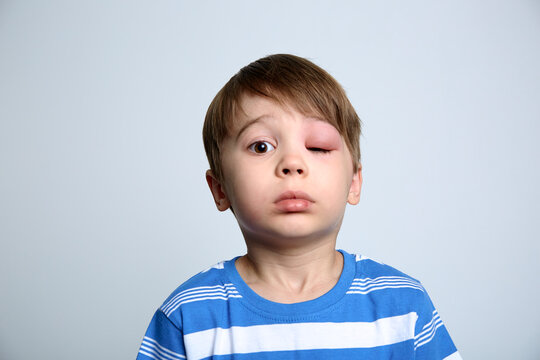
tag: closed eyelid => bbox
[308,146,331,151]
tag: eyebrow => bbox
[235,115,270,140]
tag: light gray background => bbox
[1,1,539,359]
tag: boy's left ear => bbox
[347,164,362,205]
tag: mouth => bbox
[274,191,314,212]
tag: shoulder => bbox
[352,253,422,282]
[347,253,460,356]
[345,251,429,309]
[158,258,240,320]
[137,262,235,360]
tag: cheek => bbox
[318,158,354,198]
[224,167,270,211]
[325,172,351,200]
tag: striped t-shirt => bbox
[137,250,461,360]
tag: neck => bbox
[235,241,344,303]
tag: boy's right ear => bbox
[205,170,231,211]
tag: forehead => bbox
[231,93,330,132]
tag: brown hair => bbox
[203,54,361,181]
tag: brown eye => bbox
[249,141,275,154]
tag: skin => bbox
[206,94,362,303]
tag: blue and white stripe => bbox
[161,283,242,316]
[139,336,186,360]
[414,310,443,350]
[138,251,459,359]
[183,313,418,360]
[346,276,424,295]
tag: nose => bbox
[276,153,308,177]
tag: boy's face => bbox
[206,94,362,247]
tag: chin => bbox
[267,225,336,244]
[240,214,340,243]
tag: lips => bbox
[274,191,314,212]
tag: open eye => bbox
[248,141,275,154]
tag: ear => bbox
[347,163,363,205]
[206,170,231,211]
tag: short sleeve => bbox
[136,309,186,360]
[414,288,462,360]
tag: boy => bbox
[136,54,461,360]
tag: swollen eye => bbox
[249,141,275,154]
